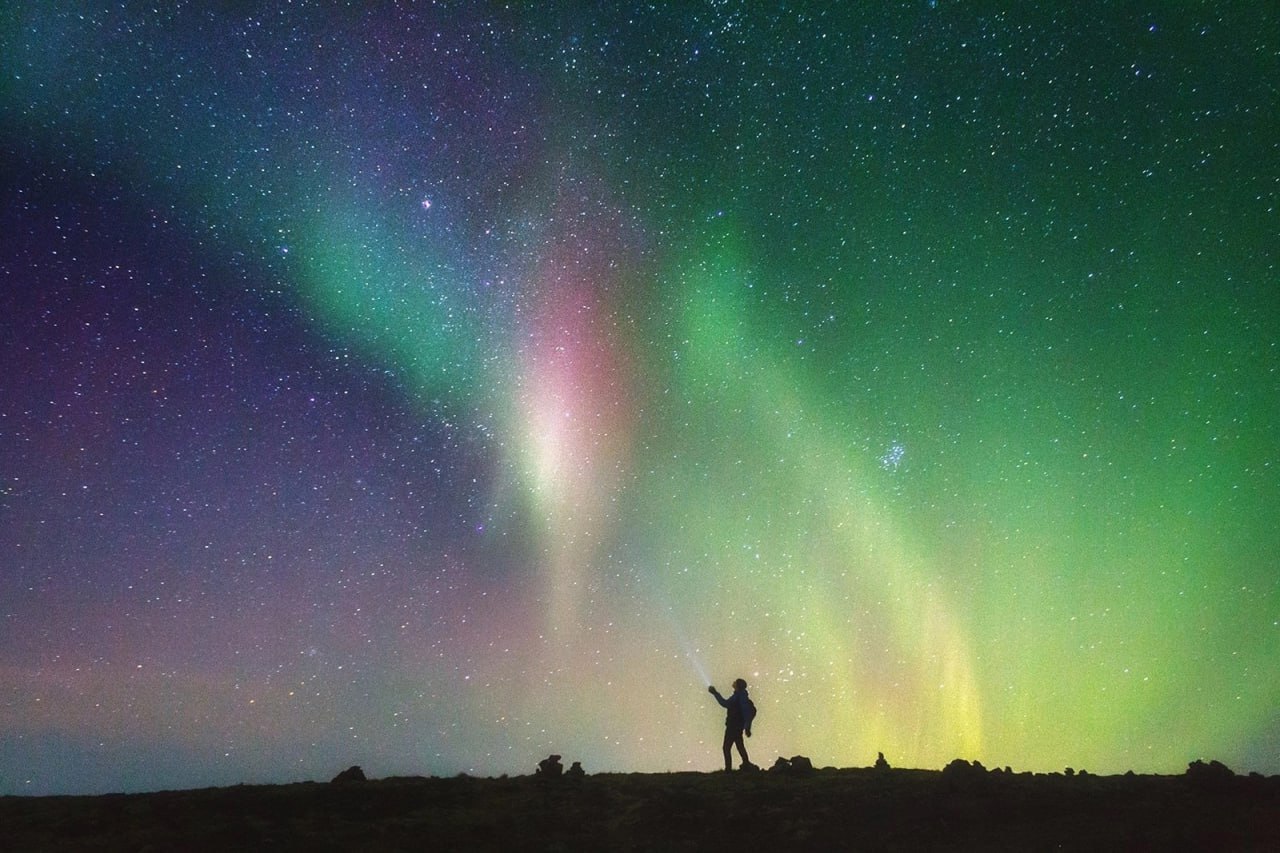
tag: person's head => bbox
[732,678,748,691]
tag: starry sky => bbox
[2,3,1277,795]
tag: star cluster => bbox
[2,3,1277,794]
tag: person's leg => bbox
[721,728,734,770]
[733,729,749,766]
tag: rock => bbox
[1187,759,1233,778]
[767,756,812,776]
[1186,759,1234,788]
[565,761,585,779]
[331,766,366,784]
[873,752,891,772]
[942,758,988,784]
[536,754,564,778]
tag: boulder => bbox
[536,754,564,778]
[1186,759,1234,788]
[942,758,988,785]
[330,766,366,784]
[767,755,812,776]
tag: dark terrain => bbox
[3,761,1277,851]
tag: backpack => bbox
[743,697,757,730]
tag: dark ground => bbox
[3,765,1278,852]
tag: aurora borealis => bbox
[2,3,1277,795]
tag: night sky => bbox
[3,3,1278,795]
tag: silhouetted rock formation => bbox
[873,752,891,772]
[566,761,585,779]
[769,755,814,776]
[6,764,1279,850]
[1186,759,1235,789]
[536,755,564,778]
[331,766,367,784]
[942,758,988,785]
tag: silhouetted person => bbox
[709,678,755,771]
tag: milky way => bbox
[2,3,1277,794]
